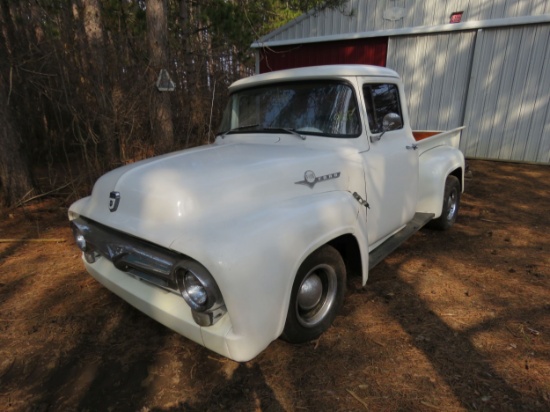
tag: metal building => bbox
[252,0,550,164]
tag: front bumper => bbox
[84,256,258,361]
[71,216,267,361]
[71,216,227,326]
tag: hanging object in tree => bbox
[156,69,176,92]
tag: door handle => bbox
[406,144,418,150]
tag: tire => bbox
[427,175,461,231]
[282,245,346,343]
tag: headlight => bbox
[183,272,208,306]
[174,260,224,314]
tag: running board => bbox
[369,212,434,269]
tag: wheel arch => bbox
[448,165,464,192]
[417,146,465,218]
[328,233,363,281]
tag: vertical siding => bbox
[386,31,476,130]
[260,0,548,44]
[531,28,550,163]
[461,25,550,163]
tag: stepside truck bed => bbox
[413,127,465,155]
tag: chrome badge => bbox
[109,191,121,212]
[295,170,341,188]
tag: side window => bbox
[362,84,403,133]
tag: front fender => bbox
[169,190,366,359]
[417,146,465,217]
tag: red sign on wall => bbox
[450,12,463,24]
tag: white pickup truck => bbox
[69,65,465,362]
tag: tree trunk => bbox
[0,2,33,207]
[146,0,174,153]
[81,0,118,168]
[0,80,33,208]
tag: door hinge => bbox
[353,192,370,209]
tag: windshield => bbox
[218,81,361,137]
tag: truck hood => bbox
[71,138,362,249]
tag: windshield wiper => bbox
[220,125,306,140]
[262,127,306,140]
[219,123,260,138]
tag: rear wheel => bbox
[282,245,346,343]
[428,175,461,230]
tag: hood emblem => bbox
[109,191,121,212]
[295,170,341,188]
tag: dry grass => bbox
[1,160,549,411]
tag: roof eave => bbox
[251,14,550,48]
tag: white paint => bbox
[69,65,464,361]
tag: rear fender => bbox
[417,146,465,217]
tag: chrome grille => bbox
[71,217,181,291]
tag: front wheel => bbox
[282,245,346,343]
[427,175,461,231]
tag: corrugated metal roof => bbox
[253,0,550,47]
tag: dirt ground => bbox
[1,159,549,411]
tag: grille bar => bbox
[71,217,181,290]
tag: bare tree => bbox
[0,79,33,207]
[81,0,118,166]
[0,0,345,206]
[146,0,174,153]
[0,2,33,207]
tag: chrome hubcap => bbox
[298,274,323,310]
[296,264,337,327]
[446,191,457,221]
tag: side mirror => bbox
[382,112,403,132]
[370,112,403,143]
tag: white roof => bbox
[229,64,398,91]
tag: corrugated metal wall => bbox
[462,25,550,163]
[386,32,476,131]
[387,25,550,164]
[261,0,550,44]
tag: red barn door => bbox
[259,37,388,73]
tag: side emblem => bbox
[295,170,341,189]
[109,191,121,212]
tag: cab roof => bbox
[229,64,399,92]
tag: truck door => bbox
[360,82,419,246]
